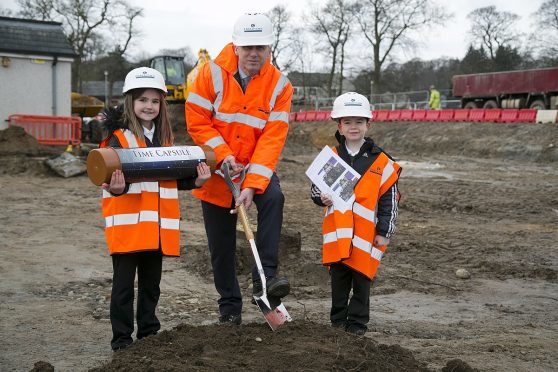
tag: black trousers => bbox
[110,250,162,349]
[330,263,371,329]
[201,173,284,316]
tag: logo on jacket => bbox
[369,166,382,175]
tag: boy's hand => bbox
[102,169,125,195]
[195,162,211,187]
[374,235,390,247]
[320,193,333,206]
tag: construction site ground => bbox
[1,112,557,371]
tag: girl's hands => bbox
[102,169,125,195]
[374,235,390,247]
[195,162,211,187]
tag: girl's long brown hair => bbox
[122,88,174,146]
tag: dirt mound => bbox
[286,121,558,162]
[0,126,62,156]
[91,322,432,372]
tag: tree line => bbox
[2,0,557,96]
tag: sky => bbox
[3,0,542,68]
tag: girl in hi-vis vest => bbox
[310,92,401,336]
[99,67,211,351]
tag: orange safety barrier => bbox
[425,110,440,121]
[8,114,81,145]
[517,109,537,123]
[499,109,519,123]
[315,111,330,121]
[387,110,401,121]
[439,109,455,121]
[400,110,414,121]
[411,110,426,121]
[453,109,470,122]
[289,112,297,122]
[484,109,502,122]
[373,110,389,121]
[469,109,485,122]
[295,112,307,122]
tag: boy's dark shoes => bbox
[112,342,132,352]
[345,325,367,336]
[252,276,290,299]
[219,314,242,325]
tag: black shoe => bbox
[345,325,367,336]
[112,342,132,351]
[219,314,242,325]
[266,276,290,298]
[331,321,346,329]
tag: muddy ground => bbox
[1,116,557,371]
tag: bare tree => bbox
[0,6,15,16]
[16,0,142,92]
[268,4,293,70]
[467,6,520,60]
[531,0,558,60]
[308,0,355,97]
[356,0,448,93]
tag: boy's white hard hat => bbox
[232,13,274,46]
[122,67,167,94]
[331,92,372,119]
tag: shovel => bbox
[220,162,292,331]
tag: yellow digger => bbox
[149,49,211,103]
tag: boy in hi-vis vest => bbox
[310,92,401,336]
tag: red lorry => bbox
[452,67,558,109]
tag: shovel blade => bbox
[254,295,292,331]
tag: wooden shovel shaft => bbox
[237,204,255,241]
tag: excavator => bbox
[149,49,211,103]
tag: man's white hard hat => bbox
[331,92,373,119]
[122,67,167,94]
[232,13,274,46]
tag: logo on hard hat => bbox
[244,24,263,33]
[344,98,362,107]
[136,70,155,79]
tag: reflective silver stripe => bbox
[323,231,337,244]
[269,74,289,110]
[204,135,225,149]
[268,111,289,123]
[371,247,384,261]
[381,161,395,187]
[160,187,178,199]
[352,235,372,253]
[209,61,223,110]
[105,211,158,227]
[353,202,375,222]
[247,163,273,179]
[187,92,213,111]
[161,218,180,230]
[122,129,140,148]
[215,111,267,129]
[127,182,159,194]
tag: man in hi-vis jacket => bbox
[185,13,293,325]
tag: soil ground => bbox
[1,116,557,371]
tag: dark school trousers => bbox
[110,250,162,350]
[330,263,371,329]
[201,173,284,317]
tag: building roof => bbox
[0,16,77,58]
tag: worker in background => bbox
[310,92,401,336]
[100,67,211,351]
[185,13,293,325]
[429,85,441,110]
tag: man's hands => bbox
[223,155,244,176]
[102,169,125,195]
[236,187,255,210]
[195,162,211,187]
[374,235,390,247]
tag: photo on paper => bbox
[332,171,359,202]
[318,156,345,187]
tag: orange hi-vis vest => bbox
[101,129,180,256]
[322,149,401,280]
[186,43,293,208]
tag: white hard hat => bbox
[331,92,372,119]
[122,67,167,94]
[232,13,274,46]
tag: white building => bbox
[0,16,77,129]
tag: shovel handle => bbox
[237,204,255,241]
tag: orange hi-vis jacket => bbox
[322,149,401,280]
[101,129,180,256]
[185,43,293,208]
